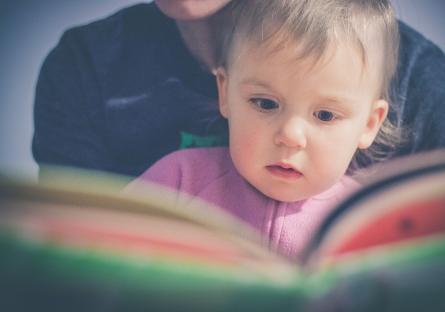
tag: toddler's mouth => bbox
[266,163,302,179]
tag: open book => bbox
[0,151,444,311]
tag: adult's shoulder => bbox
[52,3,173,65]
[392,21,445,154]
[397,21,445,85]
[62,3,169,45]
[398,21,444,56]
[37,2,182,110]
[395,21,445,102]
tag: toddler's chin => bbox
[261,188,310,203]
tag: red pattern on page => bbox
[24,218,249,266]
[331,197,445,256]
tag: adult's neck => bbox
[176,18,217,73]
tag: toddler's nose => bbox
[274,117,307,149]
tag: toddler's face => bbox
[216,39,387,202]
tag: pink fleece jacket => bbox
[132,147,358,260]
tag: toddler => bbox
[130,0,400,259]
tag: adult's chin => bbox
[154,0,231,21]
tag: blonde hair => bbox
[215,0,401,170]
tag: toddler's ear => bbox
[215,67,229,118]
[358,99,388,149]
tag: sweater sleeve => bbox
[32,29,114,179]
[136,151,184,191]
[129,147,233,197]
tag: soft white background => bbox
[1,0,444,179]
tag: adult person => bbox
[32,0,445,179]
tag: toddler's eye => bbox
[250,98,279,111]
[314,110,335,122]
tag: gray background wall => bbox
[1,0,444,179]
